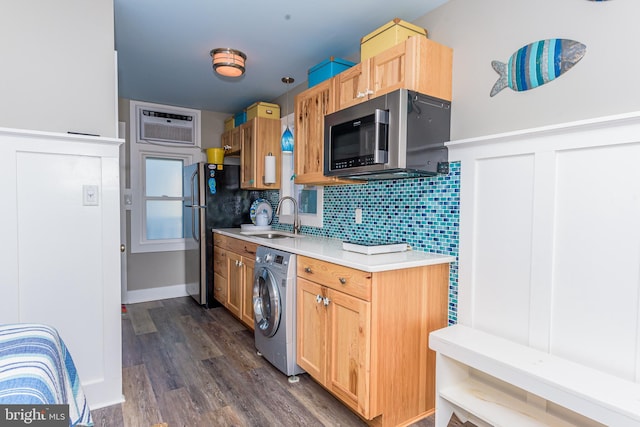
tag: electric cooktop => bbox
[342,240,408,255]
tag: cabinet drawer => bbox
[213,233,258,258]
[213,233,229,248]
[297,255,371,301]
[226,238,258,258]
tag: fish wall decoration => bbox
[490,39,586,97]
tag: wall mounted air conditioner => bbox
[137,106,196,145]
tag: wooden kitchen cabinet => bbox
[293,36,451,186]
[296,255,450,427]
[240,117,281,189]
[294,79,360,186]
[221,126,241,154]
[212,246,228,303]
[297,276,373,417]
[335,35,452,110]
[212,233,258,330]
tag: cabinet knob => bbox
[316,294,323,304]
[323,297,331,306]
[338,277,346,285]
[304,267,313,273]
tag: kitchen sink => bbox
[251,232,300,239]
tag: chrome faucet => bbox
[276,196,301,235]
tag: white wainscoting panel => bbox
[448,112,640,382]
[472,154,535,344]
[552,143,640,380]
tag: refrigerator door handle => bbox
[190,168,200,243]
[186,170,207,207]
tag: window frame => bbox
[129,100,203,253]
[278,113,324,228]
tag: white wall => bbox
[0,0,117,138]
[201,109,230,149]
[416,0,640,140]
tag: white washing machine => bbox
[253,246,305,378]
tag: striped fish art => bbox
[490,39,586,97]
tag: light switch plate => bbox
[83,185,99,206]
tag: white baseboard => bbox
[123,284,189,304]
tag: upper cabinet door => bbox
[369,41,409,98]
[294,80,334,185]
[334,62,371,111]
[240,118,280,190]
[221,126,241,154]
[294,79,363,186]
[240,122,255,188]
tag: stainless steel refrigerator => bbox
[183,162,255,307]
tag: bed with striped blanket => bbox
[0,324,93,426]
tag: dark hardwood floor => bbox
[90,297,471,427]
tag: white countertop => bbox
[214,228,455,273]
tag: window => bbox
[278,114,323,228]
[144,156,184,240]
[129,100,202,253]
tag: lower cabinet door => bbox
[327,288,372,418]
[296,278,326,382]
[226,251,242,318]
[296,277,374,419]
[213,247,228,305]
[241,256,256,329]
[213,272,227,305]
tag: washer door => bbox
[253,267,281,337]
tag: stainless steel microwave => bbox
[324,89,451,180]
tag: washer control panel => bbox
[255,246,294,276]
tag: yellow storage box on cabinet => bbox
[224,116,235,131]
[246,102,280,121]
[360,17,427,61]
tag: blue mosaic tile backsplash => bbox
[264,161,460,324]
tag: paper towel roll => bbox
[264,154,276,184]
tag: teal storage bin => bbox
[308,56,356,88]
[234,110,247,126]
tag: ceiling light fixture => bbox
[210,48,246,77]
[281,76,294,153]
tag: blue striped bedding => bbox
[0,324,93,426]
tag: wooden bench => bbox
[429,324,640,427]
